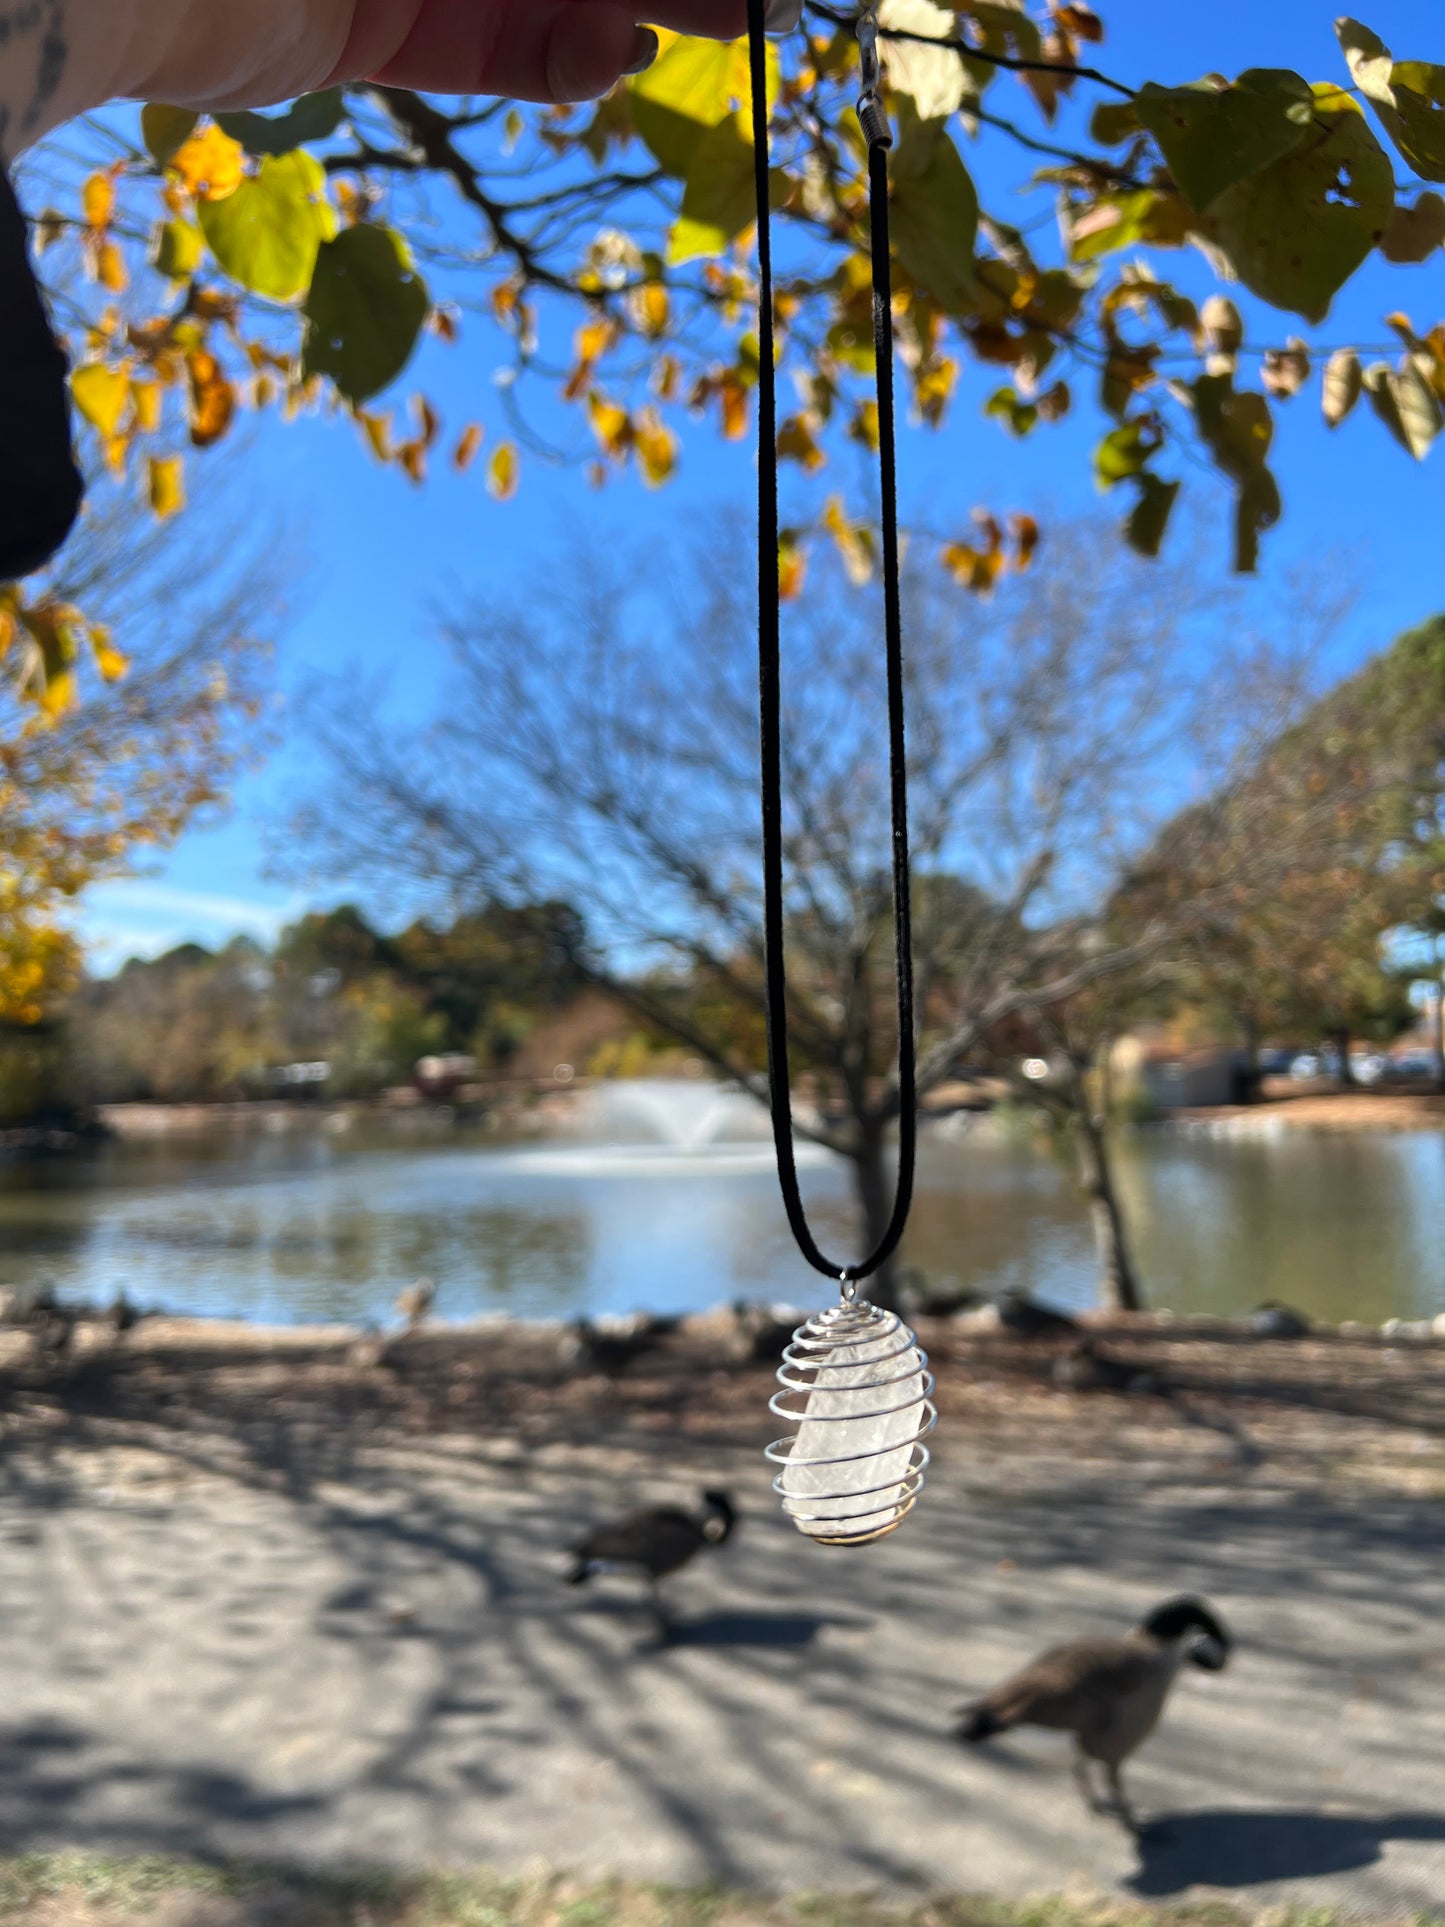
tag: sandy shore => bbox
[0,1313,1440,1917]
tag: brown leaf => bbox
[453,423,484,472]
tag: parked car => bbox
[1391,1048,1438,1079]
[1350,1051,1388,1085]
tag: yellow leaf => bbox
[171,123,245,202]
[778,535,807,602]
[576,313,618,364]
[488,441,519,500]
[848,401,879,453]
[129,379,162,433]
[822,494,875,585]
[399,439,427,484]
[82,169,116,229]
[633,408,677,486]
[147,454,186,520]
[89,623,130,680]
[97,240,128,293]
[633,282,670,338]
[70,362,132,437]
[1010,512,1040,569]
[453,423,484,472]
[587,389,632,459]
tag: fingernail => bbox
[622,25,659,75]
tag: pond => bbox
[2,1088,1443,1328]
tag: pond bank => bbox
[0,1313,1440,1914]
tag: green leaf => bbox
[888,109,977,314]
[302,222,431,404]
[668,115,755,263]
[630,35,774,178]
[1377,62,1445,183]
[984,386,1038,436]
[141,103,199,167]
[1207,87,1393,323]
[1337,20,1445,183]
[198,150,337,302]
[1363,359,1443,458]
[1133,69,1314,214]
[1089,100,1139,146]
[151,218,204,282]
[1093,420,1156,489]
[1379,190,1445,261]
[1068,188,1191,261]
[1187,372,1280,571]
[1124,473,1180,557]
[215,89,346,157]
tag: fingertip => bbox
[544,3,638,102]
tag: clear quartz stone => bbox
[779,1319,927,1541]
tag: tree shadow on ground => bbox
[1129,1808,1445,1895]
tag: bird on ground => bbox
[730,1300,799,1363]
[995,1288,1080,1338]
[566,1489,736,1631]
[955,1595,1232,1834]
[107,1292,140,1337]
[561,1311,678,1373]
[27,1288,76,1364]
[1052,1337,1161,1396]
[394,1279,435,1330]
[1250,1300,1310,1339]
[898,1270,980,1321]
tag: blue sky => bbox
[77,0,1445,971]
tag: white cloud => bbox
[75,881,310,973]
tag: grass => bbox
[0,1857,1437,1927]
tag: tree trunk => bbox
[851,1125,900,1313]
[1239,1014,1262,1105]
[1329,1028,1355,1087]
[1068,1080,1143,1313]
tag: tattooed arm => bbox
[0,0,751,153]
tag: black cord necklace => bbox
[746,0,917,1286]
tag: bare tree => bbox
[290,516,1316,1311]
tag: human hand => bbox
[2,0,759,154]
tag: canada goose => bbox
[898,1271,980,1321]
[567,1489,736,1628]
[1250,1300,1310,1339]
[956,1595,1231,1833]
[561,1311,677,1373]
[107,1292,139,1337]
[1052,1337,1160,1396]
[394,1279,435,1329]
[28,1291,76,1363]
[730,1300,799,1363]
[996,1289,1079,1338]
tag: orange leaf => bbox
[82,169,117,229]
[171,123,245,202]
[453,423,484,472]
[97,240,128,293]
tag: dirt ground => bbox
[0,1313,1441,1919]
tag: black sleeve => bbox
[0,162,84,582]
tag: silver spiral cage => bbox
[765,1298,937,1545]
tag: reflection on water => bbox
[1,1111,1443,1327]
